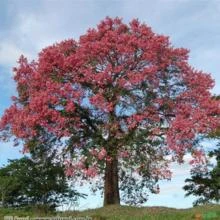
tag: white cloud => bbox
[0,41,27,67]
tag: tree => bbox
[0,17,219,206]
[0,149,83,209]
[183,124,220,206]
[183,148,220,206]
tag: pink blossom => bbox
[98,147,107,160]
[119,150,129,158]
[84,166,98,178]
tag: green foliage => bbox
[0,135,86,210]
[0,169,19,208]
[0,156,83,210]
[183,128,220,206]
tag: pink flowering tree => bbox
[0,17,219,206]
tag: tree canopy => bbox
[183,126,220,206]
[0,17,219,206]
[183,148,220,206]
[0,140,84,210]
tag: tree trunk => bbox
[103,156,120,206]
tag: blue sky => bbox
[0,0,220,209]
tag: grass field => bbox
[0,204,220,220]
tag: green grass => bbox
[0,204,220,220]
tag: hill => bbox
[0,204,220,220]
